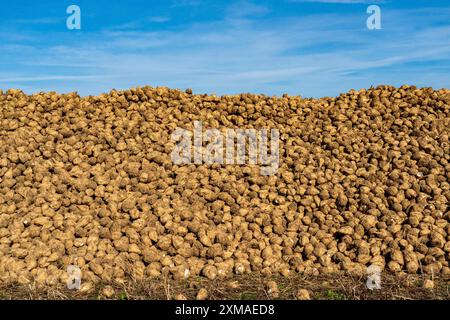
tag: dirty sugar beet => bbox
[0,85,449,296]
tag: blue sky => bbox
[0,0,449,97]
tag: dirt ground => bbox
[0,272,448,300]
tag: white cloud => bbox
[1,5,449,97]
[111,16,171,31]
[147,16,171,23]
[290,0,383,3]
[171,0,202,7]
[10,17,63,25]
[0,75,112,82]
[226,1,271,18]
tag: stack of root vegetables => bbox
[0,85,449,287]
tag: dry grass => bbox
[0,272,448,300]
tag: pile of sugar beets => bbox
[0,85,449,288]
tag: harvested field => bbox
[0,273,449,300]
[0,85,449,299]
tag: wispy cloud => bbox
[226,1,271,18]
[0,2,449,97]
[290,0,384,3]
[0,75,113,82]
[9,17,63,25]
[111,16,172,31]
[171,0,202,7]
[148,16,171,23]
